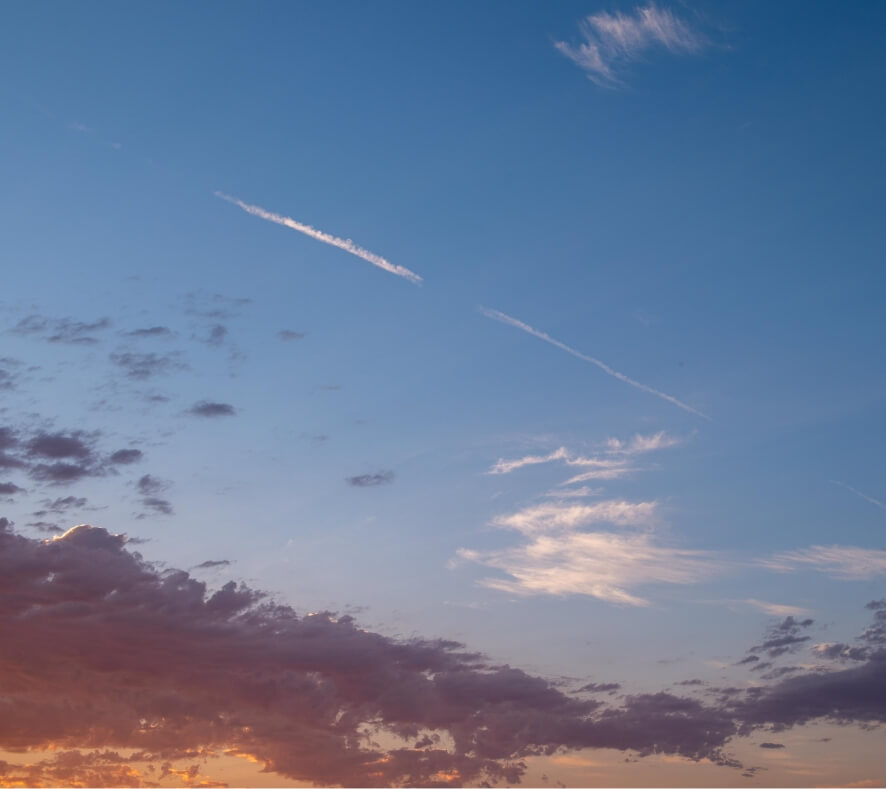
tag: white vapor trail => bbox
[830,480,886,511]
[215,192,422,285]
[479,307,709,420]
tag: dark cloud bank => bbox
[0,519,884,787]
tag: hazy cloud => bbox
[187,401,236,418]
[109,448,144,465]
[110,351,188,380]
[346,470,395,487]
[124,326,173,338]
[278,329,305,341]
[761,545,886,580]
[555,4,707,88]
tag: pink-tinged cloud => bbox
[1,519,885,787]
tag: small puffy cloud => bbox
[187,401,236,418]
[346,470,395,487]
[0,482,24,495]
[109,448,143,465]
[124,325,173,338]
[278,329,305,341]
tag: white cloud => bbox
[488,433,679,477]
[761,545,886,581]
[458,529,717,606]
[555,4,707,88]
[492,498,657,535]
[605,431,682,455]
[215,192,423,285]
[487,447,570,475]
[479,307,708,419]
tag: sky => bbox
[0,1,885,786]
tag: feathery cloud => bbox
[216,192,423,285]
[761,545,886,580]
[744,599,812,617]
[555,3,707,88]
[458,497,718,606]
[480,307,708,418]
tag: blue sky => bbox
[1,2,885,786]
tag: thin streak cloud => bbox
[479,307,709,419]
[215,192,423,285]
[830,480,886,511]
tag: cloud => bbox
[109,448,144,465]
[577,682,621,694]
[0,520,761,786]
[491,499,658,535]
[488,447,571,475]
[830,480,886,511]
[479,307,708,419]
[744,599,812,617]
[137,474,173,516]
[458,496,719,606]
[26,431,95,460]
[124,326,174,338]
[761,545,886,580]
[486,434,677,479]
[346,470,395,487]
[187,401,237,418]
[0,482,23,496]
[109,351,188,379]
[278,329,305,341]
[605,431,682,455]
[554,4,707,88]
[759,742,784,749]
[0,357,22,391]
[193,559,232,570]
[201,324,228,347]
[182,292,253,320]
[746,616,815,660]
[215,192,423,285]
[10,315,111,345]
[35,496,88,514]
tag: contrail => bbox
[479,307,710,420]
[830,480,886,511]
[215,192,422,285]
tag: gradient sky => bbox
[1,1,885,787]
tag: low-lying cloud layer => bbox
[1,519,884,787]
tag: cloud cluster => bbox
[463,433,716,605]
[11,314,112,344]
[2,520,885,787]
[554,4,707,88]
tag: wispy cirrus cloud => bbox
[458,496,720,606]
[743,599,813,618]
[760,545,886,580]
[216,192,423,285]
[555,3,708,88]
[480,307,708,418]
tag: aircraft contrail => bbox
[479,307,710,420]
[215,192,422,285]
